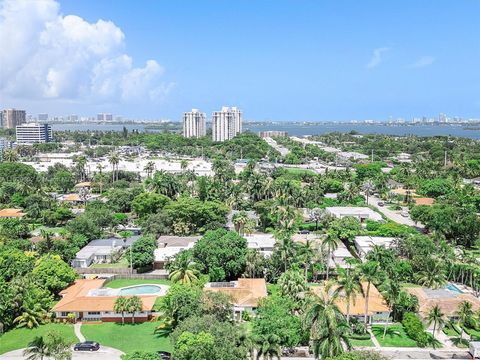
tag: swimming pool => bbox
[445,283,463,294]
[118,284,165,295]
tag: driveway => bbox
[369,195,424,230]
[0,346,124,360]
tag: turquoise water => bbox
[445,283,463,294]
[118,285,162,295]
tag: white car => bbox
[400,211,409,217]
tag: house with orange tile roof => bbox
[0,208,25,218]
[311,282,390,324]
[204,278,267,320]
[52,279,159,323]
[414,197,435,206]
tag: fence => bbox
[75,267,138,275]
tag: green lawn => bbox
[0,324,76,355]
[105,278,171,288]
[350,337,375,347]
[372,324,418,347]
[81,322,172,354]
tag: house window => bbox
[87,311,101,315]
[61,312,69,317]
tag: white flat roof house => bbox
[154,236,200,269]
[354,236,396,259]
[245,233,276,257]
[326,207,383,222]
[329,242,354,268]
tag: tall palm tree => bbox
[233,211,249,235]
[456,300,473,340]
[109,152,120,182]
[426,305,445,347]
[255,334,282,360]
[321,231,340,281]
[359,260,381,325]
[243,249,265,278]
[2,149,18,162]
[414,258,447,289]
[304,292,351,359]
[114,296,128,325]
[298,240,315,282]
[126,296,143,324]
[333,267,363,323]
[23,336,48,360]
[144,161,155,178]
[244,219,257,236]
[274,233,295,272]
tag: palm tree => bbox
[233,211,249,235]
[114,296,128,325]
[298,240,315,282]
[333,267,363,323]
[14,307,44,329]
[180,159,189,171]
[362,180,375,205]
[255,334,282,360]
[426,305,445,347]
[2,149,18,162]
[304,292,351,359]
[126,296,143,324]
[109,152,120,182]
[414,258,447,289]
[244,218,257,236]
[144,161,155,178]
[321,231,340,281]
[278,268,308,303]
[456,300,473,340]
[96,163,105,193]
[169,261,200,285]
[274,233,295,272]
[359,260,381,325]
[23,336,48,360]
[243,249,265,278]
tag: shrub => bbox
[402,312,428,347]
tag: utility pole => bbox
[444,150,447,167]
[130,245,133,274]
[371,149,374,162]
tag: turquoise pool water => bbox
[118,285,162,295]
[445,283,463,294]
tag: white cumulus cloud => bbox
[409,56,435,69]
[366,47,390,69]
[0,0,172,103]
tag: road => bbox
[369,195,425,230]
[0,346,123,360]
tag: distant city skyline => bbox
[1,0,479,121]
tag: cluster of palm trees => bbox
[23,330,71,360]
[113,296,144,324]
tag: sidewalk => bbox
[74,322,86,342]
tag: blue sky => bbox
[1,0,479,121]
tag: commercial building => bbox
[97,113,113,121]
[2,109,26,129]
[259,130,288,138]
[182,109,206,138]
[212,106,242,142]
[16,123,53,144]
[52,279,163,323]
[38,113,49,121]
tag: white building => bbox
[326,207,383,222]
[245,233,276,257]
[212,106,242,142]
[0,138,13,158]
[183,109,206,138]
[16,123,53,144]
[97,113,113,121]
[329,243,354,268]
[354,236,396,259]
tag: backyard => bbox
[81,322,172,354]
[105,278,171,289]
[0,324,76,355]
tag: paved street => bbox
[0,346,123,360]
[369,195,425,230]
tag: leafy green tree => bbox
[130,236,156,270]
[53,171,75,193]
[122,352,160,360]
[23,330,72,360]
[192,229,248,281]
[132,192,170,218]
[174,331,215,360]
[278,268,308,304]
[32,255,77,294]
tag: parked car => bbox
[377,201,385,207]
[157,351,171,360]
[298,230,310,234]
[400,211,409,217]
[74,341,100,352]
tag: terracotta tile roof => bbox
[204,278,267,308]
[405,287,480,318]
[52,279,156,313]
[62,194,81,202]
[75,182,92,188]
[391,188,418,197]
[0,208,25,218]
[414,198,435,206]
[311,282,390,315]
